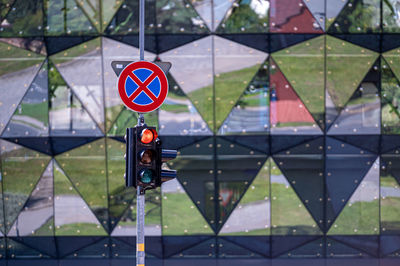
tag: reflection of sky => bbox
[250,0,269,18]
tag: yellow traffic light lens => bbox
[140,149,154,164]
[141,129,154,144]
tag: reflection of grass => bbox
[107,108,158,136]
[381,176,400,233]
[32,218,53,236]
[161,104,188,113]
[382,104,400,134]
[56,223,107,236]
[0,43,43,76]
[17,102,48,124]
[162,193,212,235]
[50,38,100,65]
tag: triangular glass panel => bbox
[382,57,400,134]
[271,135,319,154]
[50,38,104,131]
[384,0,400,33]
[162,236,213,258]
[51,136,101,155]
[158,135,209,150]
[45,36,96,56]
[218,238,263,258]
[55,139,108,232]
[53,161,107,236]
[65,237,109,258]
[222,236,270,257]
[326,238,372,258]
[328,60,380,134]
[0,0,44,37]
[106,138,135,231]
[101,1,123,32]
[6,238,50,259]
[222,135,269,154]
[160,36,214,131]
[106,34,157,53]
[326,36,378,118]
[105,0,156,35]
[102,37,156,132]
[156,34,209,53]
[216,0,268,33]
[279,238,324,258]
[111,189,161,236]
[0,0,15,21]
[156,0,209,33]
[0,42,44,135]
[217,34,268,53]
[110,237,134,258]
[9,236,57,258]
[45,0,98,36]
[326,0,348,29]
[303,0,325,30]
[380,161,400,234]
[381,136,400,154]
[191,0,212,30]
[270,158,321,235]
[162,179,213,235]
[328,158,379,235]
[0,37,46,54]
[383,47,400,83]
[8,160,54,236]
[169,137,216,228]
[48,61,102,136]
[382,34,400,52]
[274,139,324,231]
[107,107,158,136]
[272,36,325,129]
[270,34,321,52]
[1,140,50,234]
[219,160,270,236]
[330,34,381,52]
[270,0,323,33]
[325,137,377,228]
[0,143,4,235]
[332,135,380,154]
[380,235,400,257]
[2,61,48,137]
[270,59,321,134]
[328,0,380,33]
[216,137,268,228]
[160,73,212,136]
[214,36,268,131]
[213,0,234,31]
[271,235,319,258]
[330,236,379,257]
[218,60,269,135]
[56,236,104,258]
[168,237,216,258]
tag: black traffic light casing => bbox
[125,125,177,193]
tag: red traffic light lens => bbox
[140,149,154,164]
[141,129,155,144]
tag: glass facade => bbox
[0,0,400,262]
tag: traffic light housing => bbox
[125,125,177,193]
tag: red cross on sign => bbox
[118,61,169,113]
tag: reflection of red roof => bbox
[270,66,314,124]
[270,0,323,33]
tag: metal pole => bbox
[136,186,145,266]
[137,0,146,264]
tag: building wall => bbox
[0,0,400,260]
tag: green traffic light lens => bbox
[139,169,153,183]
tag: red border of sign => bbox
[118,61,169,113]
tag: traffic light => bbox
[124,125,177,193]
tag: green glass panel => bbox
[271,158,321,235]
[101,0,123,31]
[54,161,107,236]
[384,47,400,84]
[326,36,378,110]
[108,107,158,136]
[328,158,379,235]
[45,0,98,35]
[8,160,54,236]
[112,189,161,236]
[216,0,268,33]
[328,0,380,33]
[0,0,43,37]
[220,159,270,236]
[383,0,400,33]
[162,179,213,235]
[272,36,325,128]
[1,141,50,233]
[214,36,267,131]
[107,138,135,228]
[382,57,400,134]
[157,0,209,33]
[56,138,108,231]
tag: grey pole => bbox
[137,0,146,265]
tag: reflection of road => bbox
[220,200,270,234]
[219,106,269,134]
[111,225,161,236]
[55,195,99,226]
[3,115,46,136]
[159,109,210,135]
